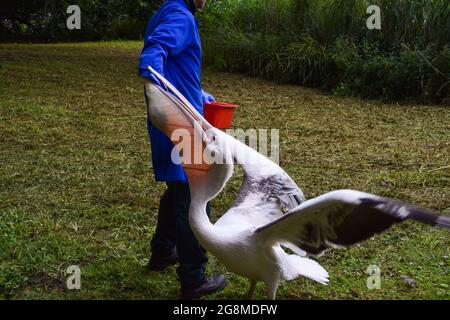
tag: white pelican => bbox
[144,66,450,299]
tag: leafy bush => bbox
[200,0,450,103]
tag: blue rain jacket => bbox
[139,0,202,182]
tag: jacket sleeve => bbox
[139,9,194,79]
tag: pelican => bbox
[144,66,450,299]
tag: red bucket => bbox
[203,101,238,129]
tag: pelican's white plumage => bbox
[144,67,450,299]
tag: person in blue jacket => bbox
[138,0,226,299]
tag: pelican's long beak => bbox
[144,66,213,177]
[144,66,212,142]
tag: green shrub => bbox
[200,0,450,103]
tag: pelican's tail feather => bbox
[281,253,329,285]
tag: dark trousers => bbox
[151,181,210,286]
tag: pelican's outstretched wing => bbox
[215,166,305,227]
[255,189,450,256]
[214,134,306,227]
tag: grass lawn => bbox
[0,41,449,300]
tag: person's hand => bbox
[202,90,215,103]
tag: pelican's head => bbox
[188,127,234,203]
